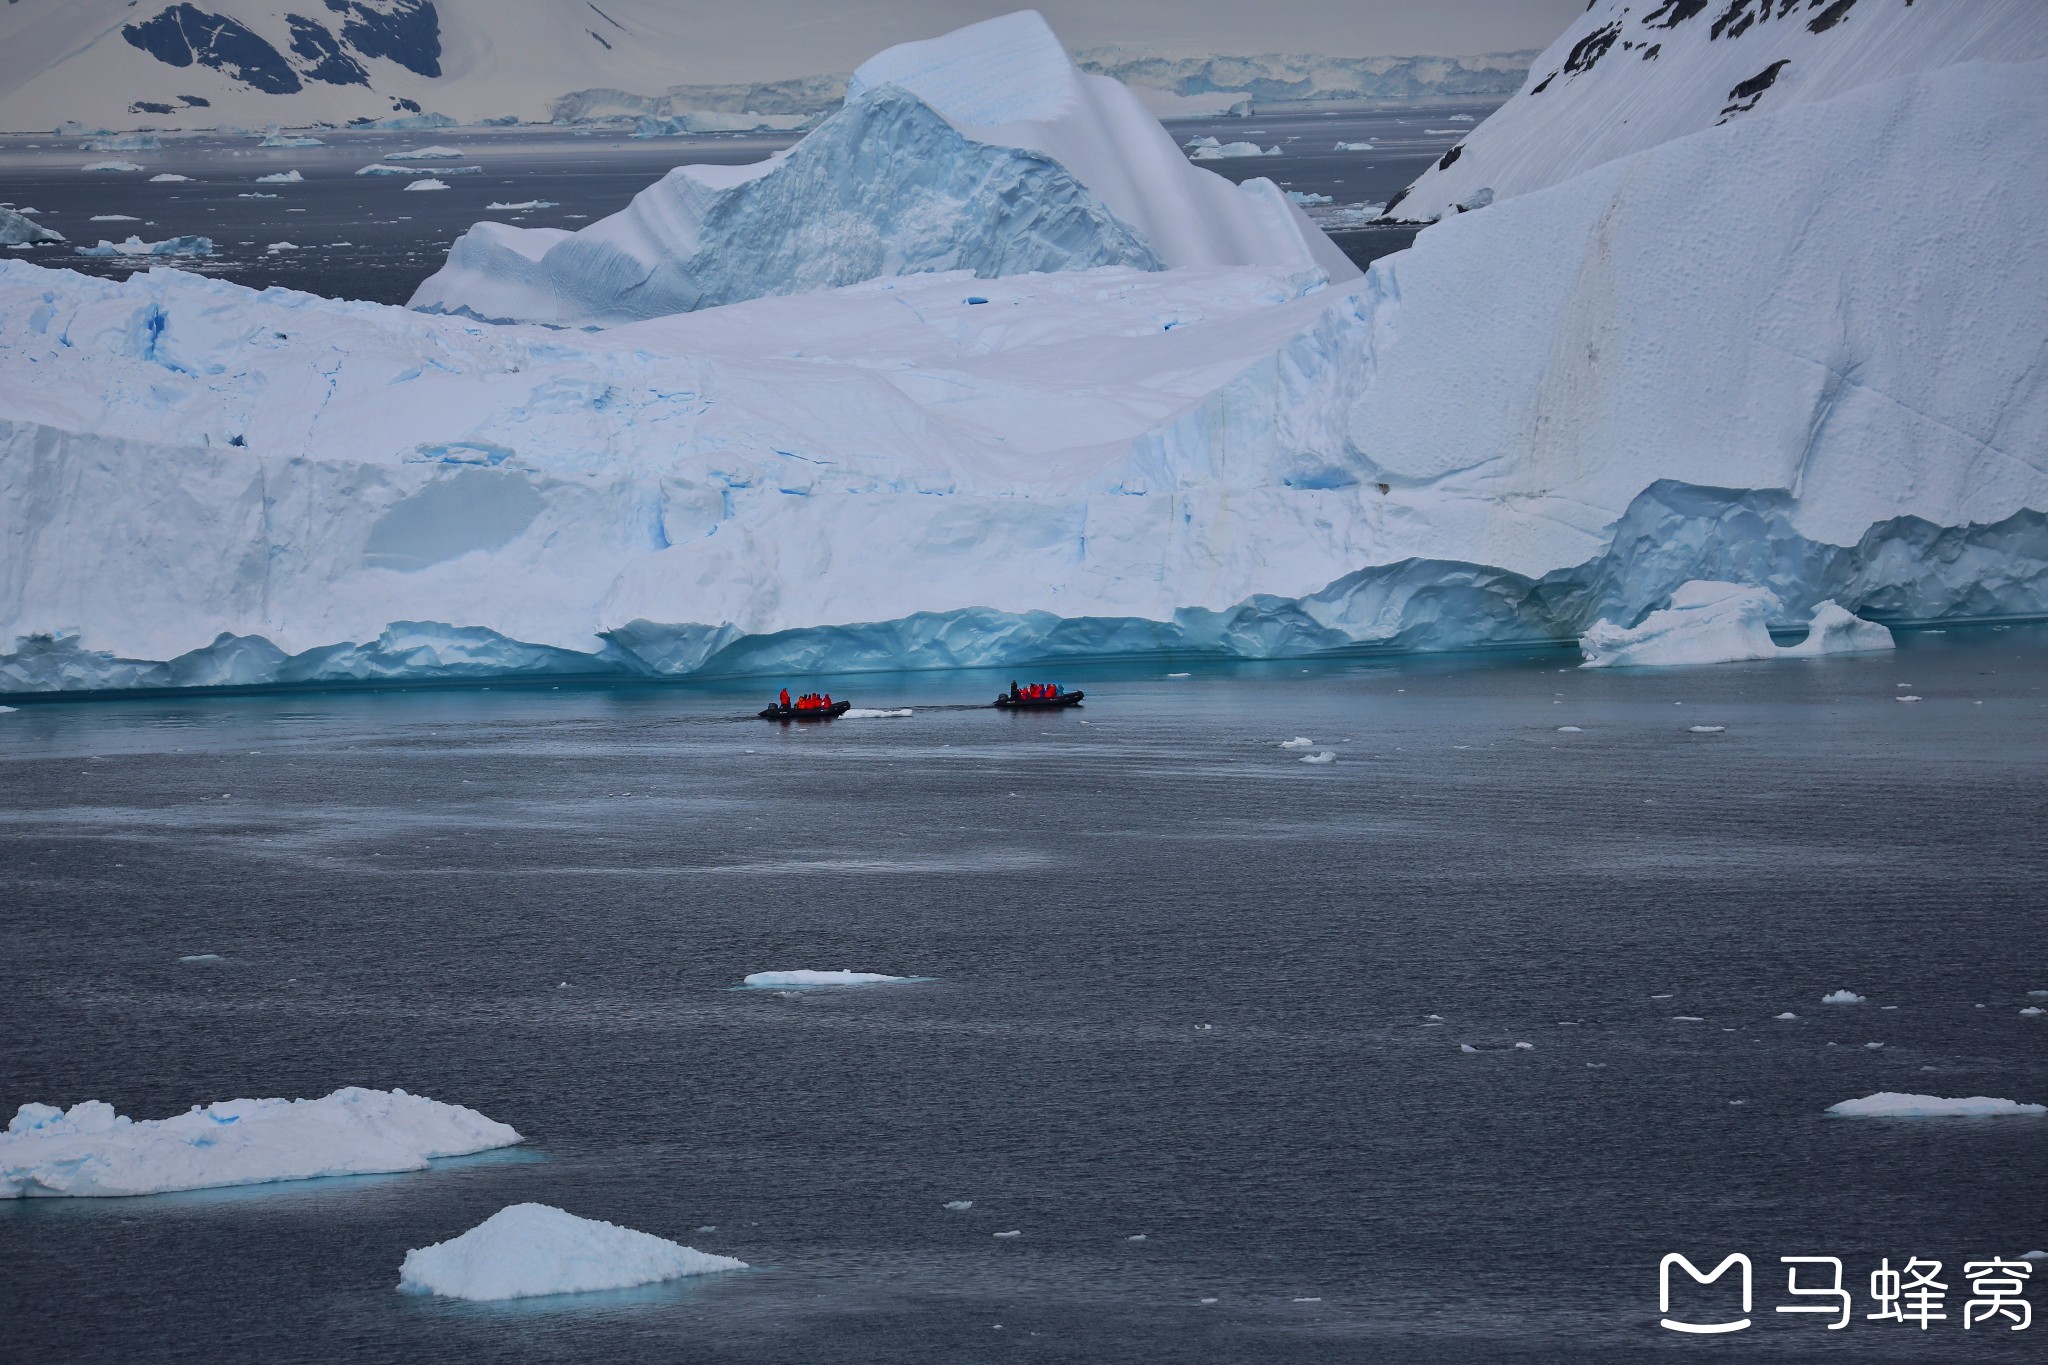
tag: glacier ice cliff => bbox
[1384,0,2048,224]
[1577,581,1891,669]
[410,11,1354,325]
[1,35,2045,695]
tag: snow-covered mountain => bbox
[0,0,796,131]
[411,13,1356,326]
[1386,0,2048,222]
[1,10,2044,692]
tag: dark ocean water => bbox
[2,632,2044,1361]
[0,100,1481,305]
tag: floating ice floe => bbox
[2023,1007,2044,1017]
[1821,990,1866,1005]
[993,1229,1021,1238]
[1300,752,1336,764]
[739,970,920,988]
[80,161,145,173]
[1774,1012,1798,1020]
[1556,725,1582,732]
[841,708,912,718]
[257,134,323,148]
[1896,694,1922,702]
[177,953,222,962]
[74,235,213,258]
[1864,1042,1884,1049]
[1334,141,1374,151]
[89,215,138,222]
[398,1203,745,1301]
[485,200,561,212]
[2022,1250,2048,1260]
[404,179,451,192]
[1826,1093,2046,1119]
[943,1199,973,1210]
[356,164,414,176]
[1279,737,1314,749]
[1190,141,1281,160]
[236,192,278,199]
[1580,585,1893,669]
[266,242,299,254]
[148,174,191,183]
[1688,725,1726,733]
[0,1086,520,1197]
[386,146,466,161]
[254,170,303,185]
[1286,191,1333,206]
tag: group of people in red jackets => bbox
[1009,681,1064,700]
[777,688,833,711]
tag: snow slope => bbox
[411,13,1355,325]
[1,1087,520,1196]
[399,1204,746,1300]
[1386,0,2048,222]
[0,45,2044,693]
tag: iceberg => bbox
[398,1203,745,1301]
[148,173,191,183]
[410,11,1354,326]
[740,970,919,988]
[1579,582,1780,668]
[1821,990,1866,1005]
[1826,1094,2046,1119]
[0,1086,521,1197]
[1581,585,1899,670]
[0,30,2044,695]
[1189,141,1279,161]
[254,170,304,184]
[0,208,62,246]
[385,146,466,160]
[404,179,450,192]
[72,234,213,257]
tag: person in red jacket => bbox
[780,688,790,709]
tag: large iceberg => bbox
[399,1203,746,1301]
[0,24,2045,694]
[410,11,1354,325]
[0,1087,521,1197]
[1385,0,2048,223]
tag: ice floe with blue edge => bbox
[0,1087,520,1197]
[1826,1094,2045,1119]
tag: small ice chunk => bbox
[398,1203,745,1300]
[1821,990,1866,1005]
[149,173,192,183]
[1825,1093,2046,1119]
[265,241,299,253]
[1425,1014,1443,1021]
[740,970,917,988]
[1300,752,1336,765]
[1896,695,1923,703]
[2028,990,2048,997]
[1279,737,1314,749]
[1672,1016,1704,1022]
[403,179,451,192]
[993,1229,1021,1239]
[1459,1044,1478,1053]
[1166,672,1190,678]
[1556,725,1582,733]
[486,200,561,211]
[2022,1007,2044,1017]
[386,146,466,160]
[1864,1042,1884,1049]
[2021,1250,2048,1260]
[254,170,303,184]
[1126,1234,1147,1241]
[1688,725,1726,734]
[841,708,912,718]
[1774,1012,1798,1020]
[88,214,139,222]
[177,953,222,963]
[943,1200,973,1210]
[81,161,145,172]
[1513,1042,1534,1050]
[1334,141,1374,151]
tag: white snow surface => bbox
[398,1203,745,1301]
[411,12,1354,325]
[1387,0,2048,223]
[1,46,2045,693]
[0,1086,521,1197]
[741,970,917,988]
[1580,584,1893,668]
[1826,1093,2046,1119]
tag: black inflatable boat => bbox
[759,701,851,721]
[993,690,1084,709]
